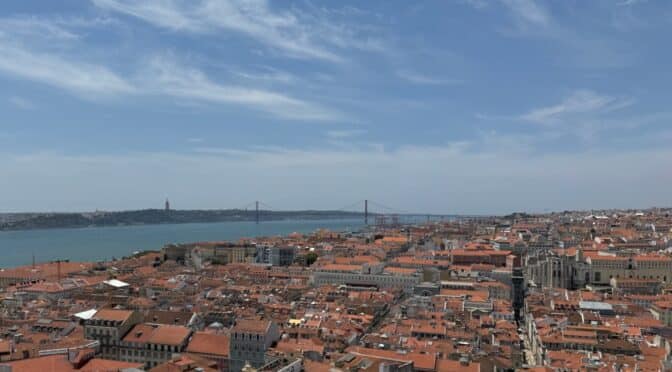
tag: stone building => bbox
[83,309,142,359]
[118,323,192,369]
[229,319,280,372]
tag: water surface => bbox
[0,218,364,268]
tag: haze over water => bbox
[0,218,364,268]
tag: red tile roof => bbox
[92,309,134,322]
[186,332,229,357]
[124,323,192,346]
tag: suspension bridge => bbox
[236,199,453,227]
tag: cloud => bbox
[0,15,137,98]
[396,70,462,86]
[460,0,489,10]
[143,57,342,121]
[0,6,350,120]
[230,66,296,84]
[463,0,550,27]
[326,129,367,139]
[465,0,635,69]
[192,147,254,156]
[8,96,36,110]
[0,16,80,40]
[618,0,647,6]
[0,40,135,97]
[500,0,550,27]
[520,90,634,124]
[0,17,342,121]
[2,144,672,214]
[92,0,383,62]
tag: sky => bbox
[1,0,671,215]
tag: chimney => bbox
[68,349,78,363]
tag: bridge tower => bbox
[364,200,368,225]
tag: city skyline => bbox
[1,0,671,214]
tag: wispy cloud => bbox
[460,0,489,10]
[0,15,343,121]
[463,0,550,27]
[466,0,635,69]
[0,15,134,97]
[4,144,672,213]
[0,16,80,40]
[0,39,135,97]
[92,0,383,62]
[326,129,367,139]
[396,70,462,86]
[230,66,296,84]
[143,57,342,121]
[500,0,550,28]
[618,0,647,6]
[520,90,634,124]
[192,147,255,157]
[8,96,36,110]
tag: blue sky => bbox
[1,0,671,214]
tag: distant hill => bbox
[0,209,365,231]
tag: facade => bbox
[255,245,296,266]
[583,254,672,286]
[229,319,280,372]
[525,249,672,289]
[208,244,258,265]
[511,267,525,323]
[651,301,672,326]
[312,265,420,294]
[83,309,142,360]
[0,262,90,288]
[185,332,230,371]
[118,323,192,369]
[450,249,511,267]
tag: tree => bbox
[305,252,318,266]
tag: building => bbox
[255,245,296,266]
[83,309,142,359]
[202,243,258,265]
[312,264,420,294]
[651,301,672,326]
[119,323,192,369]
[610,277,662,295]
[185,332,230,371]
[229,319,280,372]
[0,262,90,288]
[450,249,511,267]
[525,249,672,290]
[511,267,525,323]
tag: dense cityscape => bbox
[2,0,670,371]
[1,208,671,371]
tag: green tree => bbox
[305,252,318,266]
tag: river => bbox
[0,218,365,268]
